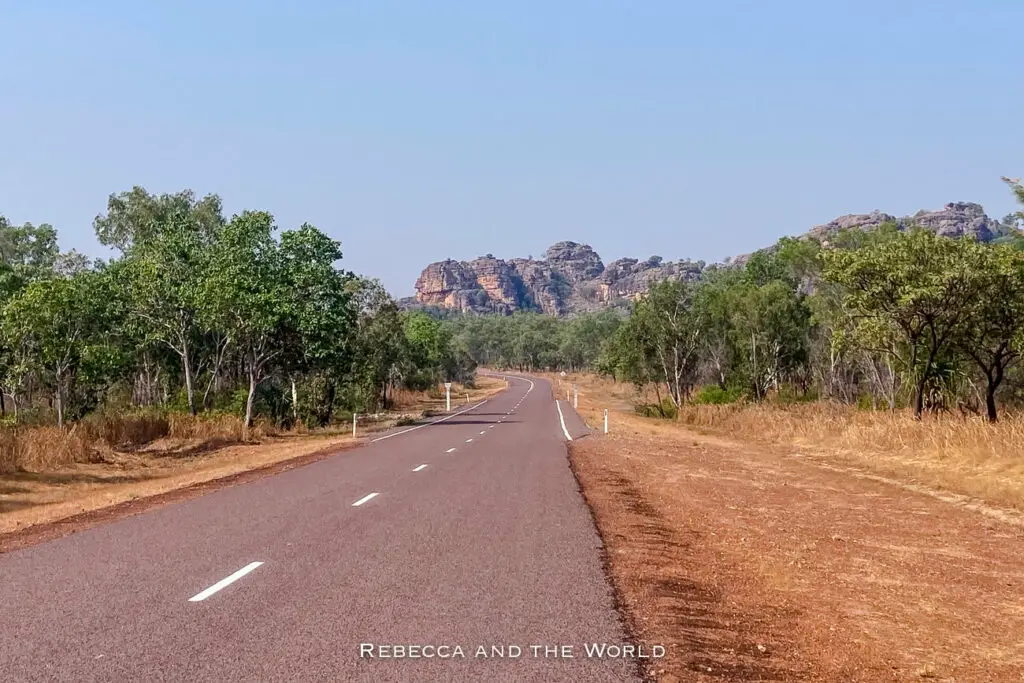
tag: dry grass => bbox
[543,371,1024,511]
[388,380,492,414]
[0,412,269,475]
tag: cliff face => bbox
[413,240,704,316]
[411,203,1017,317]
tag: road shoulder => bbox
[570,427,1024,682]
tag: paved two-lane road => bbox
[0,376,641,682]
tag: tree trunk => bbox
[291,377,299,420]
[182,343,197,416]
[55,383,64,430]
[913,375,926,420]
[244,370,257,438]
[984,363,1004,423]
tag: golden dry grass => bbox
[0,413,269,474]
[543,372,1024,511]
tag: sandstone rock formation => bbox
[412,240,705,316]
[410,203,1016,317]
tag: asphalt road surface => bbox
[0,376,641,682]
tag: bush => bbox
[634,397,678,419]
[693,385,745,405]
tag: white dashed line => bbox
[188,562,264,602]
[465,438,473,443]
[352,492,379,507]
[479,431,486,435]
[413,464,428,472]
[446,448,456,453]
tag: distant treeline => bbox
[0,187,474,431]
[445,178,1024,421]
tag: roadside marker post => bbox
[604,409,609,434]
[352,413,357,437]
[444,382,452,413]
[466,392,470,405]
[573,384,578,409]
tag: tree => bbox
[349,279,406,411]
[727,280,809,400]
[95,188,226,415]
[278,224,356,424]
[94,187,224,252]
[630,280,701,408]
[201,211,288,433]
[955,246,1024,421]
[3,272,107,428]
[822,230,987,419]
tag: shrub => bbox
[693,385,745,405]
[634,397,679,419]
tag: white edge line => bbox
[413,464,428,472]
[370,400,488,443]
[352,492,379,506]
[556,400,573,441]
[188,562,264,602]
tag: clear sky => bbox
[1,1,1022,295]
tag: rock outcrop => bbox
[412,241,706,316]
[410,202,1016,316]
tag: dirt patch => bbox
[571,429,1024,682]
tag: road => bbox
[0,376,640,682]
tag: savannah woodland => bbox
[4,178,1024,681]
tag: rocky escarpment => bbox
[808,202,1007,242]
[413,241,704,316]
[410,202,1018,316]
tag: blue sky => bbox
[1,1,1022,295]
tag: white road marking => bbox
[556,400,573,441]
[188,562,264,602]
[479,431,486,435]
[352,492,379,507]
[370,401,488,443]
[446,448,456,453]
[465,438,473,443]
[413,464,428,472]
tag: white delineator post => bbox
[604,409,609,434]
[352,413,357,437]
[573,384,578,409]
[444,382,452,413]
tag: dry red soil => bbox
[570,429,1024,682]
